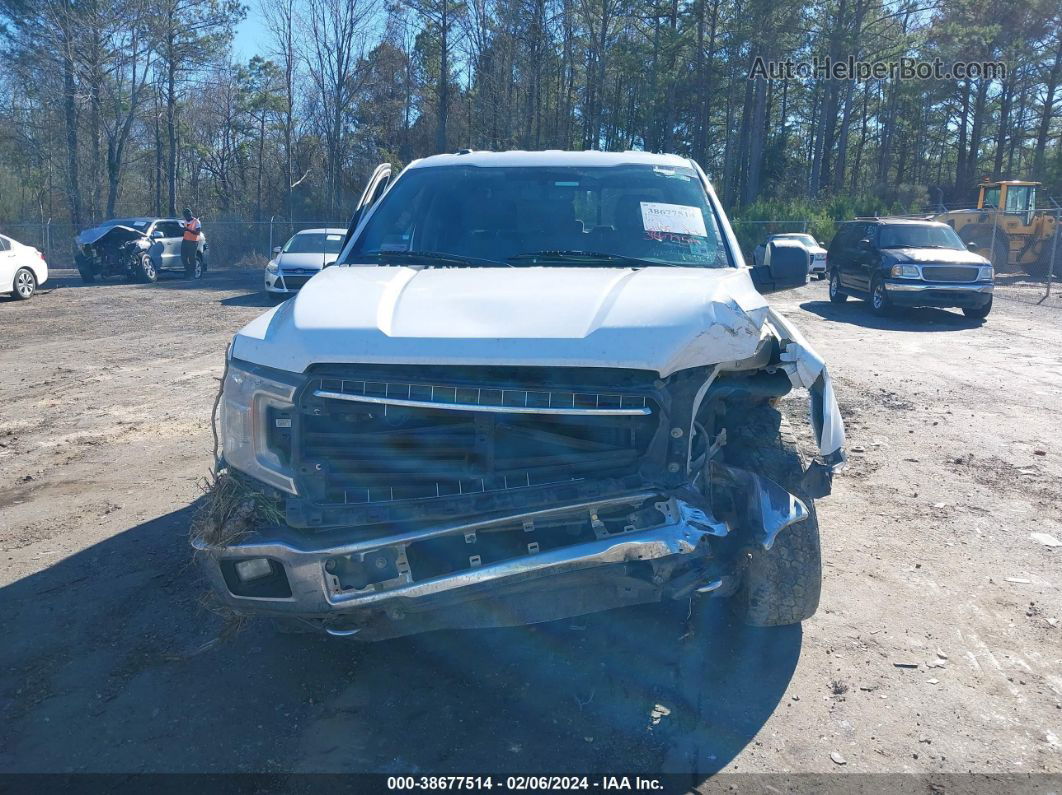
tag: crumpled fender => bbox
[765,307,846,462]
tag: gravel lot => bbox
[1,268,1060,778]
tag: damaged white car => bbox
[194,151,845,639]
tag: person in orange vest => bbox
[181,207,202,277]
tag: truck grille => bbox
[920,265,980,282]
[287,365,663,528]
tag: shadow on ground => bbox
[41,268,261,294]
[800,299,983,331]
[0,505,799,776]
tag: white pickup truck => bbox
[195,150,845,640]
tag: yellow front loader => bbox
[934,180,1060,276]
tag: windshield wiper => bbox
[366,250,508,267]
[507,250,665,268]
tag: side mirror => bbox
[966,242,979,252]
[857,238,871,249]
[324,260,337,268]
[151,230,164,238]
[272,246,282,255]
[750,240,809,293]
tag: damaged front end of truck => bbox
[192,267,844,640]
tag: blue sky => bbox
[232,14,270,62]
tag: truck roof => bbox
[407,150,695,170]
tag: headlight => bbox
[221,357,302,494]
[266,260,279,273]
[890,263,920,278]
[977,265,993,281]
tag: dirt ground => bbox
[1,268,1060,779]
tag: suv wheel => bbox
[869,277,890,315]
[725,406,821,626]
[11,268,37,300]
[828,271,847,303]
[136,253,158,283]
[962,297,992,320]
[187,255,205,280]
[75,255,97,284]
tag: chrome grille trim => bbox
[313,382,653,416]
[919,265,980,282]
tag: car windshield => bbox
[346,164,732,268]
[776,234,817,247]
[284,232,345,254]
[879,224,965,250]
[104,218,150,229]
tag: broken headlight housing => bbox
[221,356,302,494]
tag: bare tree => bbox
[304,0,381,215]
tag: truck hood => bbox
[885,247,988,265]
[232,265,774,376]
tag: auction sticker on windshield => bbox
[640,202,707,237]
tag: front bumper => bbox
[193,488,805,640]
[265,272,296,294]
[265,270,318,293]
[884,280,993,308]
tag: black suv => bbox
[827,218,994,319]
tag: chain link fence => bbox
[0,219,348,269]
[3,213,1054,300]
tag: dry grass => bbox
[189,468,285,548]
[231,252,269,270]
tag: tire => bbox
[75,254,96,283]
[136,253,158,283]
[11,267,36,300]
[869,276,890,316]
[186,254,205,280]
[1027,239,1060,278]
[725,406,821,626]
[963,297,992,320]
[828,271,847,303]
[960,226,1013,273]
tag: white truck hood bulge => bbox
[232,265,772,377]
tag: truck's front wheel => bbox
[725,406,822,626]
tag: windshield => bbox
[284,232,345,255]
[879,224,965,250]
[776,234,817,247]
[103,218,150,229]
[346,164,732,268]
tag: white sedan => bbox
[1,233,48,300]
[753,233,828,278]
[265,228,347,300]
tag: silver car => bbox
[75,217,208,283]
[753,233,828,278]
[265,228,347,299]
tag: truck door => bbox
[832,224,858,289]
[340,163,392,251]
[853,223,878,292]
